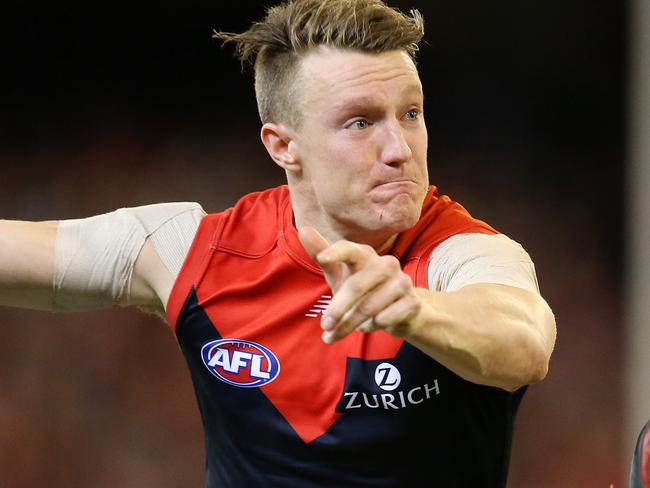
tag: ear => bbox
[260,122,302,174]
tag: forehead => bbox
[297,48,423,108]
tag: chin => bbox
[368,187,425,228]
[372,204,420,233]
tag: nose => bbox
[378,120,412,167]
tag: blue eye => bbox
[405,110,419,120]
[353,119,369,129]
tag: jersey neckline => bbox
[277,185,440,274]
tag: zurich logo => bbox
[374,362,401,391]
[201,339,280,388]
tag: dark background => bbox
[0,1,625,486]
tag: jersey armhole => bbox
[165,213,225,331]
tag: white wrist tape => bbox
[53,202,204,311]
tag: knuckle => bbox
[372,313,390,328]
[330,240,347,253]
[396,274,412,292]
[376,256,399,278]
[398,290,419,308]
[355,299,376,318]
[346,279,364,296]
[325,308,342,322]
[359,243,374,254]
[380,255,400,270]
[405,295,421,313]
[388,256,401,270]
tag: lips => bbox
[372,179,418,191]
[368,180,421,205]
[377,179,416,186]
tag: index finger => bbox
[317,240,374,272]
[298,226,344,292]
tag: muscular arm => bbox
[0,220,58,310]
[408,284,555,391]
[0,219,167,312]
[299,226,556,392]
[0,203,203,315]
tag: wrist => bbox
[387,287,430,340]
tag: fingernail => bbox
[322,316,336,331]
[322,330,336,344]
[317,251,332,263]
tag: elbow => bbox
[502,340,551,392]
[492,324,553,392]
[499,366,547,393]
[524,300,556,386]
[526,353,550,385]
[479,348,550,392]
[505,295,556,391]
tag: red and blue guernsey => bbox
[166,185,526,487]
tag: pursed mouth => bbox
[372,179,418,189]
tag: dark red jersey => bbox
[166,185,525,487]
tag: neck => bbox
[297,213,399,253]
[288,186,399,253]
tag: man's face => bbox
[291,48,429,246]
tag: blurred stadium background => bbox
[0,0,639,486]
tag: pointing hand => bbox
[298,227,422,344]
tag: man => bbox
[0,0,556,486]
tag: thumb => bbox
[298,226,343,292]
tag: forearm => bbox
[0,220,57,311]
[406,283,556,392]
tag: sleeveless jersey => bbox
[166,185,526,487]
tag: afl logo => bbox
[201,339,280,388]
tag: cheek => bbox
[314,145,365,181]
[410,129,428,158]
[302,132,374,196]
[410,136,429,180]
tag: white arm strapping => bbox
[427,233,540,294]
[53,202,205,311]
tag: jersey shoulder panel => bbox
[215,186,289,258]
[165,186,289,328]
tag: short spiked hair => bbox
[213,0,424,127]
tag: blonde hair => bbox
[213,0,424,127]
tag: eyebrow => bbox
[400,84,425,100]
[330,84,424,116]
